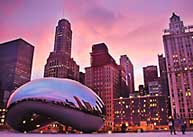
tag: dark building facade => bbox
[44,19,79,81]
[158,54,171,116]
[148,81,161,95]
[158,54,170,96]
[114,95,168,129]
[120,55,134,94]
[0,39,34,127]
[138,85,145,96]
[79,72,85,84]
[0,38,34,107]
[143,65,158,94]
[118,65,129,98]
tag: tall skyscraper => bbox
[118,65,129,98]
[163,13,193,126]
[44,19,79,80]
[158,54,171,116]
[120,55,134,94]
[143,65,158,94]
[0,38,34,107]
[53,19,72,57]
[85,43,120,131]
[158,54,170,96]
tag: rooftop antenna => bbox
[62,6,64,18]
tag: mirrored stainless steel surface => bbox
[6,78,105,132]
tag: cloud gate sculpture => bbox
[6,78,105,133]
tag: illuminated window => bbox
[1,119,5,123]
[22,120,26,124]
[186,92,191,96]
[189,120,193,124]
[125,122,129,127]
[36,125,40,128]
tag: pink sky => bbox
[0,0,193,90]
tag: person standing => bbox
[179,118,186,134]
[168,117,176,135]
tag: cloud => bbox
[1,0,193,89]
[0,0,24,17]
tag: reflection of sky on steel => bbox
[7,78,104,110]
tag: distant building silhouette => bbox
[143,65,158,94]
[118,65,129,98]
[44,19,79,80]
[79,72,85,84]
[163,13,193,127]
[120,55,134,94]
[158,54,171,116]
[148,81,161,95]
[138,85,145,96]
[158,54,170,96]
